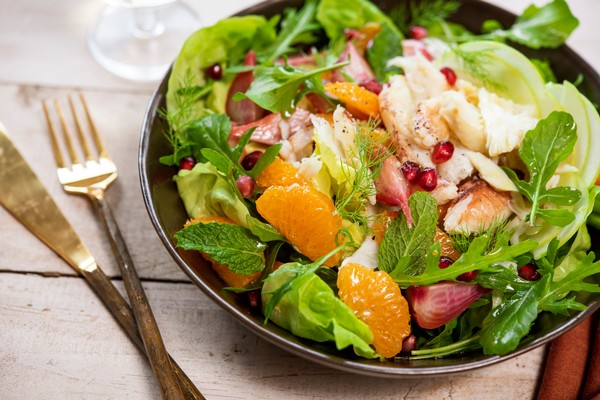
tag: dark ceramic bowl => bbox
[139,0,600,377]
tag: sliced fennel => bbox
[546,81,600,187]
[437,41,557,117]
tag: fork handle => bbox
[81,265,205,400]
[90,189,187,400]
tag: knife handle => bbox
[81,265,205,400]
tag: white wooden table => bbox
[1,1,598,399]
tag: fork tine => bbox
[54,99,81,165]
[79,93,109,159]
[68,95,94,162]
[42,101,67,169]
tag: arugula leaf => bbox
[392,234,537,287]
[479,278,545,355]
[539,252,600,312]
[258,0,321,62]
[474,267,533,294]
[175,222,266,275]
[378,192,438,275]
[504,111,581,227]
[487,0,579,49]
[233,61,347,115]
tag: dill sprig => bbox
[159,70,213,152]
[334,119,393,230]
[449,218,511,255]
[390,0,461,35]
[448,45,505,91]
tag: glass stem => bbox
[132,7,164,39]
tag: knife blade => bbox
[0,123,204,400]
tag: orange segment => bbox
[256,183,342,267]
[337,263,411,358]
[435,227,462,261]
[256,157,308,189]
[186,216,261,288]
[324,82,380,120]
[372,210,399,244]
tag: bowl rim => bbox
[138,0,600,377]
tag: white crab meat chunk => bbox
[341,235,380,269]
[444,179,513,234]
[430,178,459,205]
[387,52,449,104]
[413,97,451,148]
[438,90,487,153]
[437,144,475,185]
[379,75,415,140]
[478,87,538,157]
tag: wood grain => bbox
[1,0,599,398]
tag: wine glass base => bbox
[88,3,200,82]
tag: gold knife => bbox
[0,123,204,400]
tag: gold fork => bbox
[43,94,187,400]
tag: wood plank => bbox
[0,85,188,281]
[0,273,545,399]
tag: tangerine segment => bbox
[186,216,261,288]
[256,157,308,190]
[324,82,380,120]
[372,210,399,244]
[435,227,462,261]
[256,183,342,267]
[337,263,411,358]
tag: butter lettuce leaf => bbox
[174,162,250,227]
[262,263,377,358]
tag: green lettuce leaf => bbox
[167,16,277,121]
[261,263,377,359]
[174,162,250,227]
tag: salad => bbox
[160,0,600,360]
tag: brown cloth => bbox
[537,311,600,400]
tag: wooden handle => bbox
[90,190,187,400]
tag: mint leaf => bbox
[479,278,544,355]
[504,111,581,227]
[175,222,266,275]
[378,192,438,275]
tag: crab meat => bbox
[413,97,451,148]
[444,179,512,234]
[387,52,448,103]
[438,90,487,153]
[437,144,474,185]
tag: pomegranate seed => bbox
[401,161,421,184]
[416,167,437,191]
[409,26,428,40]
[457,270,478,282]
[420,48,434,61]
[401,334,417,355]
[205,63,223,80]
[438,256,454,269]
[359,79,383,95]
[343,28,361,40]
[440,67,457,86]
[248,291,260,308]
[236,175,255,198]
[518,263,541,281]
[179,156,196,171]
[431,141,455,164]
[241,150,263,170]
